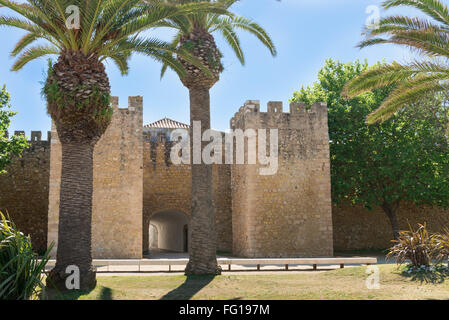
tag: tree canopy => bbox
[0,0,229,77]
[0,85,28,174]
[292,59,449,239]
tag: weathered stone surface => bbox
[142,134,232,253]
[4,97,447,258]
[0,138,50,253]
[333,202,449,250]
[230,101,333,257]
[47,96,143,259]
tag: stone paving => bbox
[92,251,388,275]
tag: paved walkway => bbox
[95,264,348,275]
[91,250,387,276]
[44,250,387,276]
[96,269,335,277]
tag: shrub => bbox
[0,212,51,300]
[434,228,449,267]
[387,223,435,267]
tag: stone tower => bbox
[230,100,333,257]
[47,96,144,259]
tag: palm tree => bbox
[342,0,449,124]
[0,0,227,290]
[158,0,276,275]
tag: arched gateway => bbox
[144,210,189,254]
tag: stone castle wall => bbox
[2,96,447,257]
[0,132,51,253]
[333,203,449,251]
[142,133,232,253]
[230,100,333,257]
[47,96,143,259]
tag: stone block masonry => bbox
[333,202,449,251]
[0,132,51,253]
[7,95,446,258]
[231,100,334,257]
[47,96,143,259]
[142,132,233,253]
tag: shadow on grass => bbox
[41,287,95,300]
[42,285,114,300]
[160,275,216,300]
[99,287,113,300]
[400,269,449,284]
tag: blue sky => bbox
[1,0,421,134]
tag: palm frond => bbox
[342,62,417,98]
[383,0,449,25]
[1,0,230,76]
[211,16,277,57]
[11,44,59,71]
[367,75,447,123]
[360,26,449,57]
[158,1,276,78]
[347,0,449,124]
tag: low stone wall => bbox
[333,202,449,251]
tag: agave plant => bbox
[434,228,449,267]
[0,0,228,290]
[0,212,52,300]
[342,0,449,124]
[387,223,435,267]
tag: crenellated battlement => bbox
[111,95,144,113]
[231,98,333,258]
[4,130,52,143]
[0,93,333,259]
[230,100,328,130]
[8,96,143,145]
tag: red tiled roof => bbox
[144,117,190,129]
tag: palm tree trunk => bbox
[185,87,221,275]
[381,201,400,240]
[47,141,96,291]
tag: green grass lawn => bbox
[44,264,449,300]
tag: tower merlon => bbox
[290,101,306,114]
[31,131,41,141]
[310,101,328,114]
[244,100,260,113]
[235,100,327,116]
[14,130,25,137]
[128,96,143,112]
[110,96,143,113]
[10,130,52,142]
[290,101,327,115]
[268,101,283,113]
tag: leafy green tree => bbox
[343,0,449,124]
[0,0,228,290]
[156,0,276,275]
[0,85,28,174]
[293,59,449,240]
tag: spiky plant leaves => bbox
[0,212,52,300]
[387,223,435,267]
[433,228,449,267]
